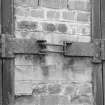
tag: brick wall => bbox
[14,0,93,105]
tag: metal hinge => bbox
[0,34,14,58]
[37,39,103,63]
[101,40,105,61]
[92,39,102,63]
[0,35,104,62]
[37,40,72,55]
[92,39,105,63]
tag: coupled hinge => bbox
[0,34,14,58]
[92,39,105,63]
[37,40,72,55]
[37,39,105,63]
[100,39,105,61]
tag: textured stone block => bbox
[47,10,60,20]
[57,24,68,33]
[17,21,38,31]
[15,55,33,66]
[15,7,30,17]
[14,0,38,8]
[59,96,70,105]
[40,95,59,105]
[32,57,45,81]
[48,84,61,94]
[32,85,48,95]
[41,65,49,77]
[64,86,75,95]
[15,81,33,95]
[68,0,90,11]
[42,23,56,32]
[78,84,92,95]
[15,95,40,105]
[77,24,90,35]
[15,65,33,80]
[31,9,45,19]
[62,11,75,21]
[71,95,92,104]
[40,0,67,9]
[78,36,91,42]
[77,12,90,22]
[32,66,43,81]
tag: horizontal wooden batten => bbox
[101,40,105,60]
[1,38,40,57]
[1,38,97,57]
[13,39,40,54]
[64,42,95,57]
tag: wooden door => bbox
[0,0,104,105]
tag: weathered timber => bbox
[64,42,95,57]
[101,0,105,39]
[2,59,14,105]
[2,38,95,57]
[92,63,103,105]
[0,60,2,105]
[92,0,101,39]
[1,0,14,34]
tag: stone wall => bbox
[15,0,90,42]
[14,0,93,105]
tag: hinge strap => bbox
[101,40,105,60]
[0,34,14,58]
[93,39,105,62]
[92,39,102,63]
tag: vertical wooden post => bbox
[92,0,103,105]
[92,0,101,39]
[0,0,2,105]
[101,0,105,104]
[0,60,2,105]
[92,64,103,105]
[1,0,15,105]
[1,0,14,35]
[2,59,14,105]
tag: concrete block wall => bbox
[14,0,93,105]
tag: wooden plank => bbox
[0,59,2,105]
[64,42,95,57]
[1,35,15,58]
[13,39,40,54]
[101,0,105,39]
[0,0,1,29]
[2,59,14,105]
[102,62,105,105]
[100,2,105,105]
[101,40,105,60]
[92,63,103,105]
[0,0,2,103]
[100,0,105,59]
[92,0,101,39]
[5,39,94,57]
[1,0,14,34]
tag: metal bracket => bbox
[37,40,103,64]
[0,34,14,58]
[93,39,105,62]
[92,40,102,63]
[0,37,103,62]
[101,39,105,61]
[37,40,64,54]
[37,40,72,55]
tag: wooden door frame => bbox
[0,0,104,105]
